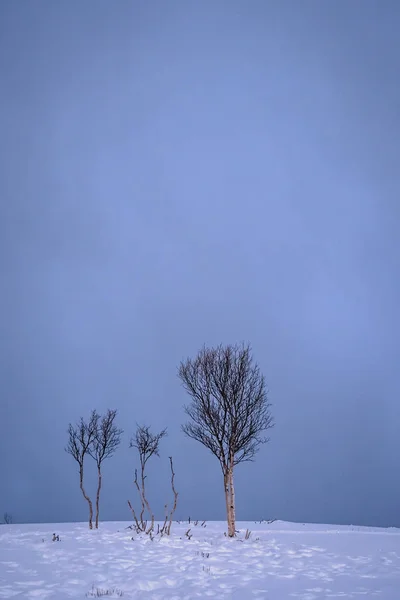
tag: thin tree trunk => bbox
[141,465,155,534]
[79,465,93,529]
[133,469,145,530]
[139,465,146,528]
[228,466,236,537]
[127,499,141,531]
[95,465,102,529]
[166,456,178,535]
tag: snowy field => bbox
[1,520,399,599]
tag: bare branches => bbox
[88,409,123,468]
[86,409,123,529]
[129,425,167,468]
[128,425,167,534]
[179,343,273,469]
[66,411,99,467]
[66,409,122,529]
[128,426,178,537]
[3,513,12,525]
[65,410,99,529]
[178,342,274,537]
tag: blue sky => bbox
[1,0,399,527]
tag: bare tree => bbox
[3,512,12,524]
[128,425,167,534]
[65,410,99,529]
[88,409,123,529]
[178,343,273,537]
[159,456,179,536]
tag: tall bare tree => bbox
[66,410,99,529]
[128,425,167,534]
[178,343,273,537]
[88,409,123,529]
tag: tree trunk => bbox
[79,466,93,529]
[141,466,155,534]
[165,456,178,535]
[133,469,145,531]
[223,469,235,537]
[139,466,145,528]
[127,499,141,531]
[228,466,236,537]
[95,465,102,529]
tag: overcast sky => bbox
[1,0,399,528]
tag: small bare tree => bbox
[178,343,273,537]
[159,456,179,536]
[65,410,99,529]
[88,409,123,529]
[3,512,12,524]
[128,425,167,534]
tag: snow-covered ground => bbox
[0,520,399,599]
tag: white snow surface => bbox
[0,520,399,599]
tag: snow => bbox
[0,520,399,599]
